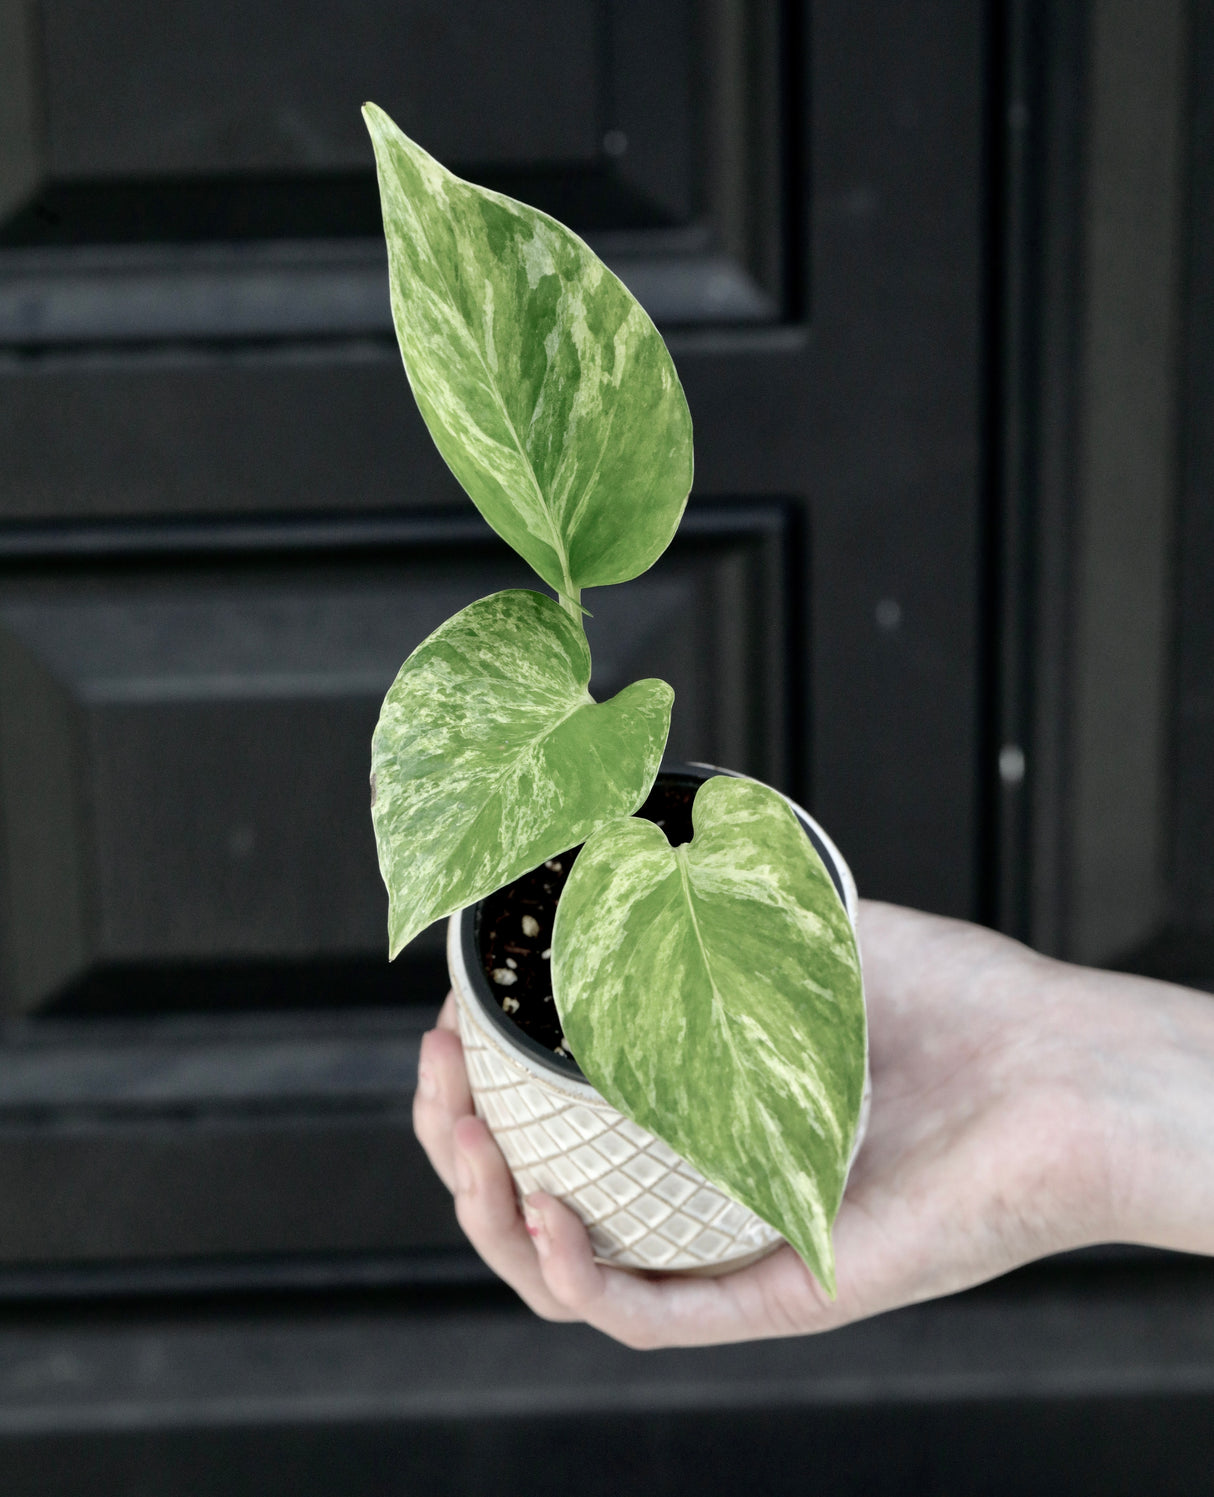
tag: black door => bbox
[0,3,1011,1491]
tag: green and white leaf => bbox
[363,103,693,604]
[551,776,866,1293]
[371,589,672,957]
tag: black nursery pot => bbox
[460,762,851,1079]
[444,762,868,1277]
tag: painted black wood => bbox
[1175,0,1214,949]
[1111,0,1214,990]
[0,1258,1210,1496]
[0,504,795,1016]
[0,0,986,930]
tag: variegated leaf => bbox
[363,103,693,603]
[551,776,865,1293]
[371,589,672,957]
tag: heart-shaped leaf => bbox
[363,103,694,604]
[371,589,672,957]
[551,776,865,1292]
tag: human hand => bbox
[413,900,1214,1347]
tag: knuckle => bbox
[411,1096,440,1148]
[531,1301,580,1325]
[615,1322,661,1352]
[452,1190,480,1236]
[453,1179,511,1239]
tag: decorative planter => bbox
[447,764,869,1275]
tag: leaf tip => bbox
[796,1236,837,1300]
[387,902,420,963]
[362,100,410,158]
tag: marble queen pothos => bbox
[363,101,866,1293]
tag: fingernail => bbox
[416,1064,436,1102]
[523,1200,549,1256]
[453,1144,473,1195]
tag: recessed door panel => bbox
[0,510,795,1013]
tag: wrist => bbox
[1061,964,1214,1256]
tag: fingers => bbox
[522,1191,611,1311]
[413,1021,473,1193]
[522,1191,684,1349]
[414,992,852,1348]
[436,989,460,1032]
[522,1195,844,1349]
[413,1007,579,1320]
[451,1116,579,1322]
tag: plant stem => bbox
[558,585,583,624]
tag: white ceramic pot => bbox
[447,765,869,1275]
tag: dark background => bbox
[0,1,1210,1491]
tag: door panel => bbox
[0,507,796,1015]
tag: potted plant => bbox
[363,104,868,1294]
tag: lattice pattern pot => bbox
[447,780,868,1275]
